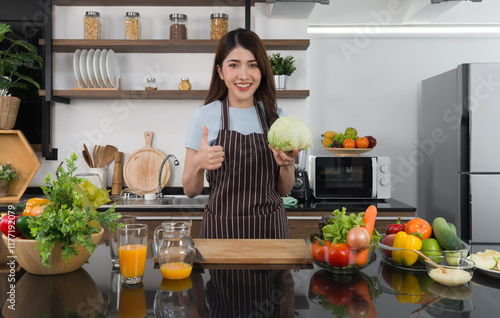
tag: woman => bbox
[182,28,298,239]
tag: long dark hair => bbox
[204,28,278,127]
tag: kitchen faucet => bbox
[156,154,180,197]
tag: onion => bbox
[347,225,371,248]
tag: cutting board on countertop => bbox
[123,132,170,194]
[191,239,312,264]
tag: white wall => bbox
[33,1,500,213]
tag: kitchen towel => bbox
[282,196,298,208]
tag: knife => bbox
[193,243,205,263]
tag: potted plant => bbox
[269,53,297,90]
[0,22,43,130]
[2,153,121,275]
[0,162,19,197]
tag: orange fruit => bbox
[343,139,356,148]
[322,138,333,147]
[356,137,369,148]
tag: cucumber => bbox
[447,222,457,235]
[432,217,462,250]
[471,253,497,270]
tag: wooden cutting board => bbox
[123,132,170,194]
[192,239,312,265]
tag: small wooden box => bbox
[0,130,41,203]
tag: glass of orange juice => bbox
[118,284,147,318]
[118,224,148,285]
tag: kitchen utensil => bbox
[86,49,95,87]
[106,49,121,88]
[82,150,92,168]
[83,143,93,168]
[97,145,105,169]
[93,49,102,87]
[73,49,82,87]
[93,145,98,168]
[111,151,124,196]
[99,49,108,87]
[79,49,89,87]
[123,132,169,194]
[153,239,311,265]
[102,145,118,168]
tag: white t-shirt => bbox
[185,100,286,151]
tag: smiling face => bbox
[217,46,262,108]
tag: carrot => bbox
[352,278,377,318]
[355,205,378,266]
[362,205,377,236]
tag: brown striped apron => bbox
[200,98,291,239]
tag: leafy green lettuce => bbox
[322,208,366,244]
[268,116,313,151]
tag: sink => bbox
[104,194,209,208]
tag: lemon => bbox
[322,130,336,140]
[322,138,333,147]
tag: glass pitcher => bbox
[154,221,195,280]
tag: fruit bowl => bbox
[323,148,373,157]
[378,236,470,271]
[307,239,378,274]
[2,228,103,275]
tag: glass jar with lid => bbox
[125,11,141,40]
[145,78,158,91]
[210,13,228,40]
[179,78,191,91]
[169,13,188,40]
[84,11,101,39]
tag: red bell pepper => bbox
[385,217,406,235]
[0,214,22,237]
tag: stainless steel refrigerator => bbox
[420,63,500,244]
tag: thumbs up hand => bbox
[196,126,224,170]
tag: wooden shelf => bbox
[39,90,309,99]
[54,0,264,6]
[39,39,309,53]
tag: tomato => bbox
[343,138,356,148]
[0,214,22,237]
[355,137,369,148]
[310,272,330,295]
[312,240,330,263]
[405,218,432,240]
[326,287,354,305]
[328,243,352,267]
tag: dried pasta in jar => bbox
[210,13,228,40]
[125,12,141,40]
[84,11,101,40]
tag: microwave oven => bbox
[308,156,391,199]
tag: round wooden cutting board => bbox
[123,132,170,194]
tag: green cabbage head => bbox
[268,116,313,151]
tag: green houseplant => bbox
[0,162,19,197]
[269,53,296,90]
[0,22,43,129]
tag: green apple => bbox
[418,238,443,264]
[445,252,462,266]
[345,127,357,136]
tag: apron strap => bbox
[221,97,230,131]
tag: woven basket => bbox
[0,96,21,130]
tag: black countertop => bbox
[1,241,499,317]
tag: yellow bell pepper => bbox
[23,198,50,217]
[392,231,422,266]
[392,271,423,304]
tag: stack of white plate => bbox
[73,49,121,88]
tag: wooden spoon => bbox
[411,249,448,273]
[82,150,92,168]
[101,145,118,168]
[83,144,93,168]
[98,145,105,168]
[93,145,98,168]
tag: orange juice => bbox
[160,277,193,292]
[118,244,147,278]
[160,262,193,280]
[118,285,147,318]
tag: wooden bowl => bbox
[2,228,103,275]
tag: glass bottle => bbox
[179,78,191,90]
[125,11,141,40]
[145,77,158,91]
[154,221,195,280]
[169,13,188,40]
[84,11,101,39]
[210,13,228,40]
